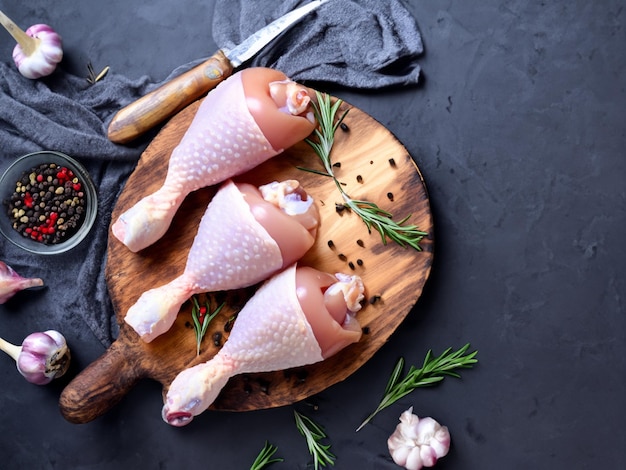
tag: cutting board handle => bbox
[59,339,143,424]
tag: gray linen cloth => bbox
[0,0,423,347]
[213,0,423,88]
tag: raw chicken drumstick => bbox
[162,263,365,427]
[124,179,320,342]
[112,67,317,252]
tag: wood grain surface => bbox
[59,98,434,424]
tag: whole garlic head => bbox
[387,407,451,470]
[17,330,71,385]
[12,24,63,79]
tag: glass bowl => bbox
[0,151,98,255]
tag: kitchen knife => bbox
[107,0,328,144]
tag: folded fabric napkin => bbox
[0,0,423,348]
[213,0,424,88]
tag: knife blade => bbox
[107,0,328,144]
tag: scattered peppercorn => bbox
[356,174,363,183]
[257,378,271,395]
[387,192,395,201]
[357,258,364,266]
[362,326,370,335]
[340,122,349,132]
[335,203,347,214]
[285,367,309,384]
[338,253,348,262]
[304,400,319,411]
[348,261,355,270]
[5,163,86,245]
[369,294,382,305]
[295,369,308,383]
[212,331,222,347]
[357,239,365,248]
[332,161,341,168]
[389,158,397,167]
[327,239,335,249]
[241,375,253,395]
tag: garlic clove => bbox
[0,261,44,304]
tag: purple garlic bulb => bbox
[0,330,71,385]
[0,10,63,79]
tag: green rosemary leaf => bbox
[295,166,333,177]
[304,91,427,250]
[294,411,336,469]
[344,198,427,250]
[355,344,478,432]
[191,296,202,338]
[249,441,283,470]
[202,301,224,341]
[190,295,226,356]
[304,136,324,157]
[384,356,405,396]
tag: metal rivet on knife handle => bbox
[106,0,329,144]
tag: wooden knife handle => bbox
[59,339,143,424]
[107,50,234,144]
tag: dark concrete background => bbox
[1,1,624,468]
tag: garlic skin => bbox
[12,24,63,79]
[0,261,44,304]
[387,407,451,470]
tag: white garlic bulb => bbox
[387,407,451,470]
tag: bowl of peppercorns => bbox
[0,151,98,255]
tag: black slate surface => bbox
[1,1,624,469]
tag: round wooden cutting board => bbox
[59,97,434,424]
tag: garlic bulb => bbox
[12,24,63,79]
[387,407,451,470]
[0,261,44,304]
[0,10,63,79]
[0,330,71,385]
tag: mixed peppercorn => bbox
[5,163,86,245]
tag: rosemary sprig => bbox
[294,411,336,469]
[191,295,225,356]
[303,91,427,250]
[356,343,478,431]
[250,441,283,470]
